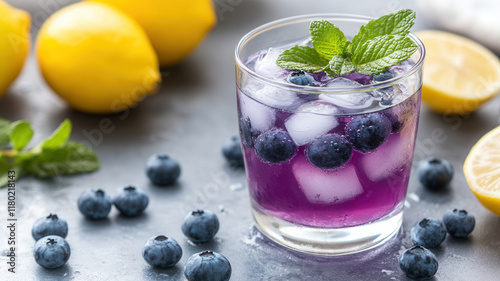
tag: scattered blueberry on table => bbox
[418,158,454,190]
[443,209,475,238]
[112,186,149,217]
[411,218,447,248]
[222,136,244,167]
[146,154,181,186]
[345,113,392,152]
[255,129,297,163]
[33,235,71,269]
[399,245,438,280]
[142,235,182,268]
[32,214,68,241]
[184,251,232,281]
[182,210,220,243]
[306,133,353,169]
[77,189,112,220]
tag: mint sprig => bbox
[276,46,330,73]
[276,9,417,76]
[310,20,348,59]
[0,118,99,187]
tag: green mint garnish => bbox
[310,20,348,59]
[0,119,99,187]
[9,121,33,151]
[276,46,329,73]
[276,9,417,77]
[40,119,71,149]
[0,118,11,146]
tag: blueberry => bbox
[32,214,68,241]
[287,71,315,86]
[239,117,260,147]
[399,245,438,280]
[418,158,453,190]
[142,235,182,268]
[411,218,447,248]
[222,136,244,167]
[182,210,219,243]
[146,154,181,186]
[306,134,352,169]
[373,72,395,82]
[442,209,475,238]
[184,251,231,281]
[345,113,392,152]
[380,93,394,106]
[77,189,112,220]
[33,235,71,269]
[383,106,410,133]
[255,129,297,163]
[112,186,149,217]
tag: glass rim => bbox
[234,13,426,95]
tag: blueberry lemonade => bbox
[235,10,425,255]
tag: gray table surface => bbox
[1,0,500,280]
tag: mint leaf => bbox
[352,35,417,75]
[0,165,23,188]
[350,9,415,54]
[329,55,356,76]
[41,119,72,149]
[9,121,33,151]
[310,20,348,59]
[0,118,10,146]
[276,46,329,73]
[23,141,99,178]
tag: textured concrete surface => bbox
[1,0,500,280]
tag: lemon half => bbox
[464,126,500,216]
[416,30,500,115]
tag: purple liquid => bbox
[238,50,421,229]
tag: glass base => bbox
[252,205,403,256]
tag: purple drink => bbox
[235,13,425,255]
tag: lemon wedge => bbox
[416,30,500,115]
[464,125,500,216]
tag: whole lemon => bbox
[36,2,160,114]
[0,0,30,98]
[88,0,216,67]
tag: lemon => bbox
[88,0,216,67]
[464,126,500,217]
[0,0,30,98]
[36,2,160,114]
[416,30,500,115]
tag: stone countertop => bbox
[1,0,500,280]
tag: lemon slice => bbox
[416,30,500,115]
[464,126,500,216]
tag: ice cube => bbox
[252,85,300,109]
[293,161,364,204]
[285,101,338,146]
[340,72,372,85]
[359,127,414,182]
[387,62,413,75]
[238,89,275,132]
[253,48,289,79]
[319,78,377,109]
